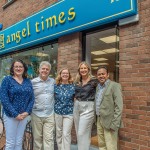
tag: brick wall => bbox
[119,0,150,149]
[57,32,82,77]
[0,0,57,29]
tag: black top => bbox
[74,78,98,101]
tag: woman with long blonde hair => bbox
[54,68,75,150]
[74,62,98,150]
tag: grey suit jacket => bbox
[97,80,123,131]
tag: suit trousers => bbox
[55,113,73,150]
[74,100,95,150]
[97,116,118,150]
[3,114,28,150]
[31,113,55,150]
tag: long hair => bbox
[55,68,73,85]
[10,59,28,78]
[75,61,92,84]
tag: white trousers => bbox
[55,113,73,150]
[3,114,28,150]
[73,100,95,150]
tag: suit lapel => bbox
[101,80,111,103]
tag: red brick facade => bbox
[0,0,150,149]
[119,0,150,149]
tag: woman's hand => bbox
[16,112,29,120]
[20,112,29,119]
[16,114,24,120]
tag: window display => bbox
[0,43,58,83]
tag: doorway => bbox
[85,26,119,147]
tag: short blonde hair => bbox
[75,61,92,84]
[55,68,73,85]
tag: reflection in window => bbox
[0,43,58,83]
[85,27,119,82]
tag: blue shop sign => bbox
[0,0,137,55]
[0,24,2,30]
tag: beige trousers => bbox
[55,113,73,150]
[97,116,118,150]
[31,113,55,150]
[74,100,95,150]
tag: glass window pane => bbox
[86,27,119,82]
[0,43,58,83]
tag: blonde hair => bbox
[55,68,73,85]
[75,61,93,84]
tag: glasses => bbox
[14,66,24,69]
[61,72,69,75]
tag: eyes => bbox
[41,68,50,71]
[14,66,24,69]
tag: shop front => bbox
[0,0,137,80]
[1,0,146,149]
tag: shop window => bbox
[0,43,58,83]
[85,27,119,82]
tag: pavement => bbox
[71,144,98,150]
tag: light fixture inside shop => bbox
[103,48,119,53]
[91,63,108,66]
[36,52,49,57]
[91,67,98,70]
[99,35,119,43]
[94,58,108,61]
[91,51,106,55]
[92,48,119,55]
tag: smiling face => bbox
[39,64,50,81]
[97,68,109,85]
[60,69,69,83]
[13,61,24,77]
[79,64,89,78]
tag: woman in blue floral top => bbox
[0,59,34,150]
[54,68,75,150]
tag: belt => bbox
[76,98,94,102]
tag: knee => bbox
[77,130,85,137]
[6,139,16,148]
[63,131,71,138]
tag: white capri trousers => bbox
[73,100,95,150]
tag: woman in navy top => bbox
[0,59,34,150]
[54,68,75,150]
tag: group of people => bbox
[0,59,123,150]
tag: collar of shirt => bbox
[98,79,110,90]
[37,76,51,82]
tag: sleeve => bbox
[0,77,19,118]
[110,83,123,130]
[25,80,35,114]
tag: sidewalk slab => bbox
[71,144,98,150]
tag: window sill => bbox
[2,0,15,9]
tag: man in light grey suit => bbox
[95,66,123,150]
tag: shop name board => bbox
[0,0,137,55]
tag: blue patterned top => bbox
[0,76,34,118]
[54,84,75,115]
